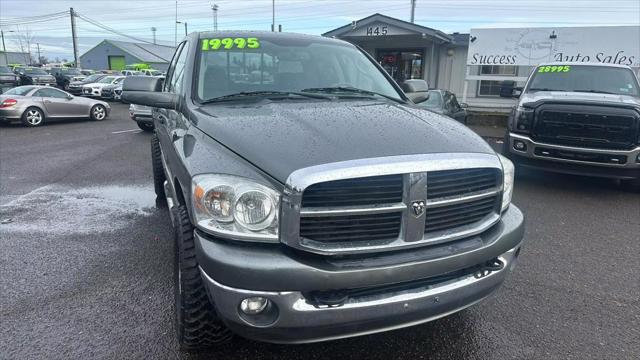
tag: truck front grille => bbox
[533,105,639,150]
[300,212,402,242]
[425,196,498,234]
[301,174,403,207]
[427,168,499,198]
[287,156,503,255]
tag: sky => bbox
[1,0,639,61]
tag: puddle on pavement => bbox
[0,184,158,235]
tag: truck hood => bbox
[194,100,495,183]
[520,91,640,108]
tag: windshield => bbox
[527,65,640,96]
[83,74,103,82]
[417,90,443,109]
[196,36,402,102]
[20,68,48,75]
[98,76,115,84]
[61,68,82,75]
[3,86,35,95]
[0,66,12,73]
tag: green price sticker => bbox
[202,37,260,51]
[538,65,570,73]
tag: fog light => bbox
[513,140,527,151]
[240,297,269,315]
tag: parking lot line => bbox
[112,129,143,134]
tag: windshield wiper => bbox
[573,89,616,95]
[300,87,403,102]
[201,90,330,104]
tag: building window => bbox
[478,65,517,96]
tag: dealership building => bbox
[79,40,175,71]
[324,14,640,112]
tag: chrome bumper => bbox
[508,133,640,168]
[200,244,521,344]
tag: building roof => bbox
[323,13,452,43]
[0,51,31,66]
[81,40,175,63]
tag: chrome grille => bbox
[282,153,503,255]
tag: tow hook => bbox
[473,258,504,279]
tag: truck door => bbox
[33,87,85,118]
[156,41,190,196]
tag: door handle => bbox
[44,100,52,103]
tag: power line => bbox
[75,12,156,45]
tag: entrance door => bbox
[108,56,126,70]
[376,50,424,83]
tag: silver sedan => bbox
[0,86,110,127]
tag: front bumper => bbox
[507,133,640,179]
[82,87,101,97]
[196,205,524,343]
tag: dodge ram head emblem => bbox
[411,200,426,217]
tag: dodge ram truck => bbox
[501,62,640,188]
[123,31,525,350]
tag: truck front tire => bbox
[173,205,232,350]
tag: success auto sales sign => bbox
[467,26,640,67]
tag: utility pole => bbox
[174,0,178,46]
[271,0,275,32]
[70,8,80,68]
[410,0,416,23]
[211,4,218,31]
[36,43,41,65]
[151,27,157,44]
[1,30,8,66]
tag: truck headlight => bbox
[498,154,514,212]
[192,175,279,242]
[512,106,534,133]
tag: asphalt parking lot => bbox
[1,103,638,359]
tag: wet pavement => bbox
[1,103,639,359]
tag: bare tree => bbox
[12,25,34,64]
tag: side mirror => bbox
[122,76,176,109]
[408,92,430,104]
[401,79,429,93]
[499,81,522,98]
[460,102,468,108]
[66,95,74,100]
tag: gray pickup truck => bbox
[123,31,524,350]
[501,63,640,188]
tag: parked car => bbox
[139,69,163,76]
[67,73,108,95]
[129,103,153,131]
[113,85,123,101]
[0,85,110,127]
[49,67,86,91]
[413,89,469,124]
[80,69,95,76]
[0,66,19,94]
[501,62,640,189]
[123,31,524,349]
[100,77,126,100]
[82,75,124,97]
[13,66,56,86]
[121,70,141,76]
[125,63,150,71]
